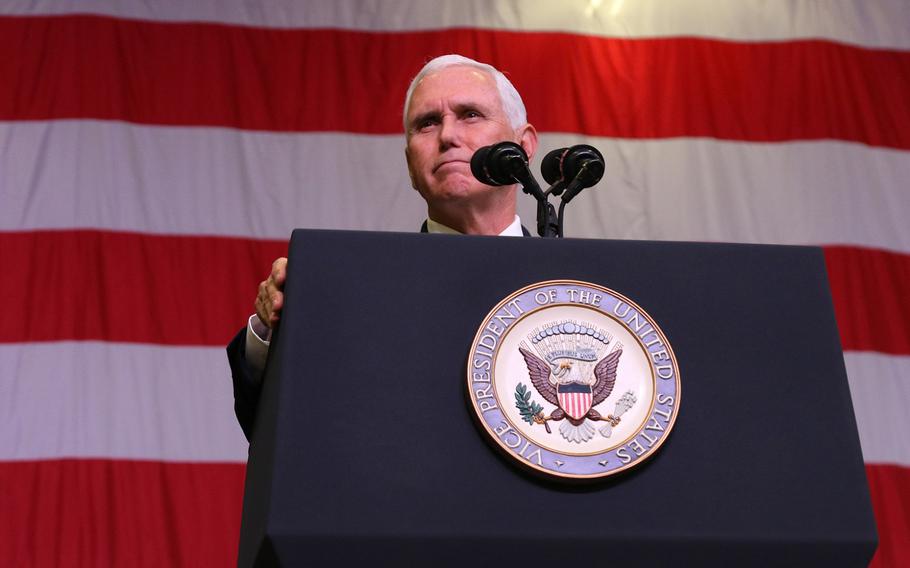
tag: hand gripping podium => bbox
[238,229,876,567]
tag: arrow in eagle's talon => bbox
[533,413,552,434]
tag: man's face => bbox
[404,65,526,206]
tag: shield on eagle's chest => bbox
[557,383,593,420]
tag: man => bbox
[227,54,539,439]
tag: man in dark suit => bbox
[228,54,539,439]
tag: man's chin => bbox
[427,185,492,203]
[421,175,492,201]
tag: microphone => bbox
[541,147,568,186]
[470,141,529,186]
[540,144,605,203]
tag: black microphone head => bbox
[470,146,495,185]
[470,141,529,186]
[541,147,568,185]
[562,144,605,188]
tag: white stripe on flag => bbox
[2,121,908,253]
[1,1,908,49]
[844,351,910,467]
[0,341,248,462]
[0,344,902,466]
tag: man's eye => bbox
[417,118,438,130]
[464,111,482,120]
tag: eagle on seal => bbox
[519,346,622,443]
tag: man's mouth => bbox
[433,159,470,173]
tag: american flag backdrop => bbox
[0,1,908,565]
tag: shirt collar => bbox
[425,215,524,237]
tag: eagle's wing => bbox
[591,348,622,406]
[518,347,559,406]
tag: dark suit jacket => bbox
[228,223,533,440]
[226,327,260,441]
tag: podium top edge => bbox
[288,228,822,254]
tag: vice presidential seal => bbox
[467,280,680,480]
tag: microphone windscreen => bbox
[540,147,568,184]
[563,145,605,187]
[470,146,495,185]
[486,142,529,185]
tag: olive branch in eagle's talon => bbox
[515,383,552,433]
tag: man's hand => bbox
[255,257,287,329]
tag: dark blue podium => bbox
[237,229,876,567]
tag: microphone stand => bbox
[506,166,560,238]
[511,161,598,239]
[553,161,602,238]
[538,181,564,239]
[539,200,560,238]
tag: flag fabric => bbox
[1,1,908,565]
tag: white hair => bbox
[402,54,528,132]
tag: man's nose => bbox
[437,115,461,150]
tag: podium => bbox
[238,229,877,567]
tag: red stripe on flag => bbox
[1,15,909,147]
[0,230,285,346]
[867,463,910,568]
[0,459,245,567]
[1,230,907,353]
[0,459,901,566]
[824,246,910,356]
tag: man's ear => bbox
[518,124,539,162]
